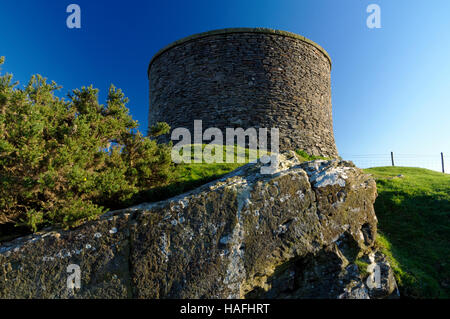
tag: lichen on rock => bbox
[0,151,398,299]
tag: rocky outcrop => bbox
[0,151,398,298]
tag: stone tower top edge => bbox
[146,27,332,78]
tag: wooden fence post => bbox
[442,152,445,173]
[391,152,395,166]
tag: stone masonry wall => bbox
[148,28,338,158]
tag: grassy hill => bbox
[144,149,450,298]
[160,155,450,299]
[132,147,322,204]
[2,142,448,299]
[364,166,450,298]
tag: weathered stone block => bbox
[0,152,398,298]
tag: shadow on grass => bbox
[129,173,229,206]
[374,186,450,298]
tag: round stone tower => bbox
[148,28,338,158]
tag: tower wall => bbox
[148,28,338,157]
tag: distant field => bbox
[364,166,450,298]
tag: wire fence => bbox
[340,152,448,173]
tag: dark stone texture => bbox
[148,28,338,158]
[0,152,398,298]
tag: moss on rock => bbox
[0,151,397,298]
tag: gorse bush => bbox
[0,57,173,232]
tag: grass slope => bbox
[364,166,450,298]
[3,143,448,299]
[132,147,324,206]
[130,144,253,204]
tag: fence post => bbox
[391,152,395,166]
[441,152,445,173]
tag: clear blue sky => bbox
[1,0,449,168]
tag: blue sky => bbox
[1,0,449,169]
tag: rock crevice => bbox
[0,152,398,298]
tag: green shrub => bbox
[0,57,173,232]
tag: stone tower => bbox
[148,28,338,158]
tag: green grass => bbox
[159,147,329,202]
[3,143,448,299]
[364,166,450,298]
[355,259,370,278]
[295,149,328,161]
[139,150,450,299]
[134,146,319,204]
[2,146,318,241]
[130,144,257,203]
